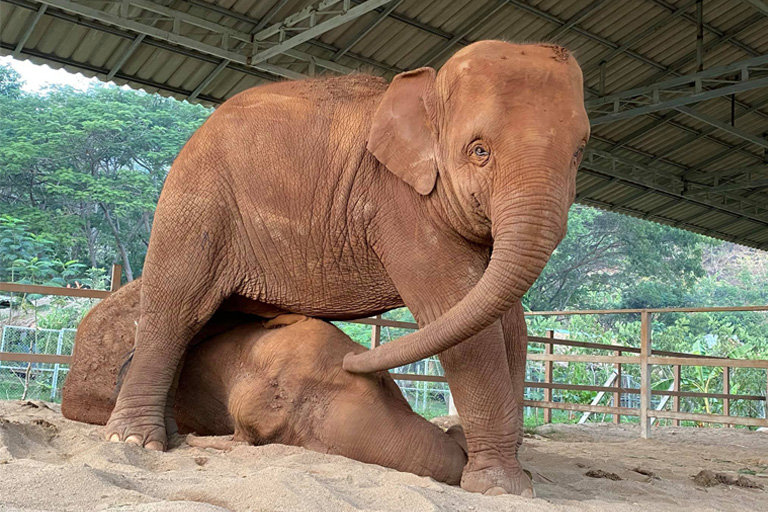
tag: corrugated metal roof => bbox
[1,0,768,248]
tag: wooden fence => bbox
[1,266,767,437]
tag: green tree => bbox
[0,72,211,281]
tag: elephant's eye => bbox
[468,141,491,165]
[573,143,586,162]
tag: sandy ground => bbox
[0,401,765,511]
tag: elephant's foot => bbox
[104,403,167,451]
[461,466,535,497]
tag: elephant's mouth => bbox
[469,193,491,231]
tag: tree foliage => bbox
[0,66,211,284]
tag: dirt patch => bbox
[693,469,764,489]
[1,401,767,511]
[585,469,622,481]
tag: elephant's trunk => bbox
[355,401,467,484]
[343,171,570,373]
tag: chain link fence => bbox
[0,325,75,402]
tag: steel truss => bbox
[587,55,768,126]
[30,0,394,81]
[581,149,768,246]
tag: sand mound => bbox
[1,401,766,511]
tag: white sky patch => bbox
[1,55,101,92]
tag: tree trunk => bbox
[99,202,134,282]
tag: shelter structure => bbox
[2,0,768,247]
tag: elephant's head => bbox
[344,41,589,373]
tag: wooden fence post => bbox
[613,350,622,424]
[370,314,382,349]
[672,364,681,426]
[544,330,554,424]
[723,365,730,427]
[640,310,652,439]
[109,264,122,292]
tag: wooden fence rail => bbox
[1,270,767,436]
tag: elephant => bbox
[61,279,468,484]
[105,39,589,496]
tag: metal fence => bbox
[1,276,768,435]
[0,325,75,401]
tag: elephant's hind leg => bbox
[104,188,241,451]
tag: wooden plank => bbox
[390,373,446,383]
[349,318,418,329]
[673,364,681,426]
[529,336,731,360]
[614,349,622,424]
[110,264,122,292]
[0,283,111,299]
[370,314,381,349]
[523,400,639,417]
[524,382,763,400]
[723,365,730,428]
[525,305,768,316]
[648,356,768,369]
[0,352,72,364]
[640,311,651,439]
[528,354,640,364]
[544,330,553,423]
[525,308,645,316]
[650,410,768,428]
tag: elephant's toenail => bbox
[109,434,121,442]
[483,486,508,496]
[145,441,164,452]
[125,435,143,445]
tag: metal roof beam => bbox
[685,178,768,195]
[33,0,307,80]
[675,106,768,150]
[581,149,768,225]
[543,0,607,41]
[0,39,222,104]
[588,54,768,126]
[106,33,144,80]
[583,0,697,76]
[739,0,768,16]
[249,0,394,65]
[649,0,763,58]
[575,176,617,199]
[332,0,403,60]
[647,97,768,168]
[505,0,666,71]
[420,0,510,67]
[12,3,46,57]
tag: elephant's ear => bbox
[368,67,438,196]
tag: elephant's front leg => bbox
[501,301,529,452]
[439,321,533,496]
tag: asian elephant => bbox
[106,40,589,496]
[62,280,468,484]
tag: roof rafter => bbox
[32,0,307,80]
[587,54,768,126]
